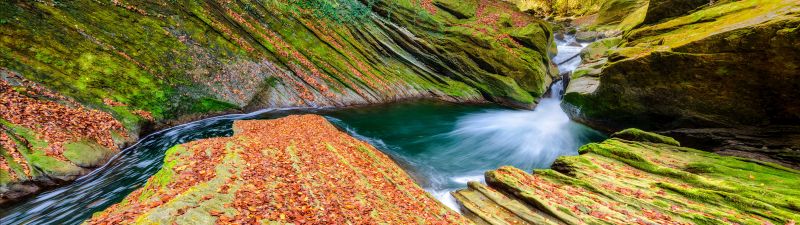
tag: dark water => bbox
[1,36,599,224]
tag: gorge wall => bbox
[561,0,800,167]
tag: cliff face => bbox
[562,0,800,165]
[0,0,555,202]
[455,129,800,225]
[87,115,471,224]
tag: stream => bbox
[0,36,600,224]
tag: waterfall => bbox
[407,36,600,210]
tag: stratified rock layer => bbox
[87,115,470,224]
[455,130,800,225]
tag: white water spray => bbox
[423,36,597,210]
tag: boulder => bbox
[563,1,800,132]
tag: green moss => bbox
[189,98,239,114]
[63,141,115,168]
[0,144,26,181]
[627,0,796,49]
[0,169,10,185]
[433,0,477,19]
[138,145,184,201]
[1,120,83,177]
[611,128,680,146]
[473,133,800,224]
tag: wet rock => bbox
[575,31,605,42]
[554,32,566,41]
[567,41,582,47]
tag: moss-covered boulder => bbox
[454,131,800,225]
[563,0,800,131]
[87,115,470,224]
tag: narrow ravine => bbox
[325,36,602,210]
[0,36,599,225]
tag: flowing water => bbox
[0,37,599,224]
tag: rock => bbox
[641,0,710,25]
[578,37,622,63]
[87,115,470,224]
[455,132,800,224]
[596,0,647,25]
[554,32,566,41]
[660,126,800,170]
[612,128,680,146]
[0,72,130,206]
[563,1,800,132]
[575,31,605,42]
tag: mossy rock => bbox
[611,128,681,146]
[563,0,800,131]
[456,134,800,224]
[433,0,478,19]
[579,37,622,62]
[595,0,646,25]
[641,0,710,25]
[63,141,116,168]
